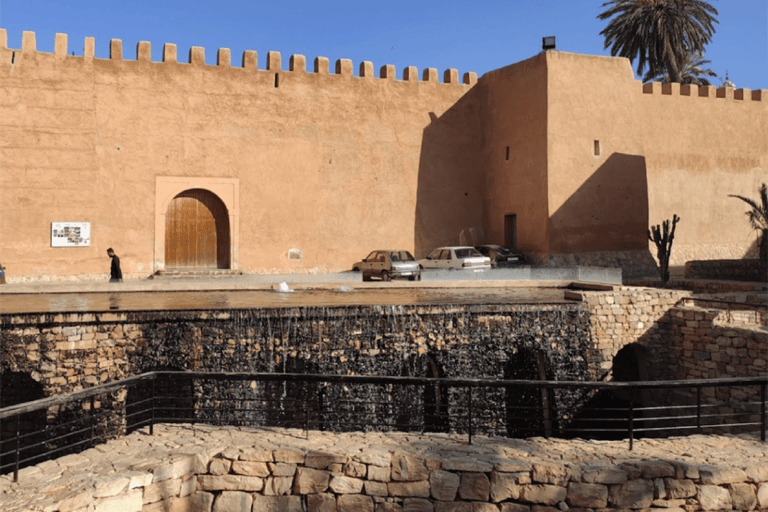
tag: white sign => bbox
[51,222,91,247]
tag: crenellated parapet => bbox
[0,29,478,85]
[642,81,766,103]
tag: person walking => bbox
[107,248,122,282]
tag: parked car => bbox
[418,246,491,270]
[0,263,4,284]
[352,250,421,281]
[475,244,526,268]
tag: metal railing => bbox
[1,372,766,482]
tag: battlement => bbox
[642,80,766,102]
[0,29,477,85]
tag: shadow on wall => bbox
[550,153,650,253]
[414,86,484,258]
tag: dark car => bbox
[475,245,526,268]
[352,250,421,281]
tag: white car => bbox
[418,246,491,270]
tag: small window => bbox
[505,146,510,161]
[593,140,601,156]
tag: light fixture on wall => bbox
[542,36,556,50]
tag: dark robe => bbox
[110,255,122,282]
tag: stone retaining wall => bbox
[684,259,766,282]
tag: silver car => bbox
[418,246,491,270]
[352,250,421,281]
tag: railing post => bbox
[89,395,96,447]
[150,378,155,436]
[628,388,634,451]
[761,381,766,442]
[468,387,473,445]
[13,414,20,483]
[696,386,702,433]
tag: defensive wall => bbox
[0,30,766,282]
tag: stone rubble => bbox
[1,424,767,512]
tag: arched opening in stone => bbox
[566,343,648,440]
[394,353,449,433]
[165,188,231,269]
[0,371,46,473]
[504,348,555,438]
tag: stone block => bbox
[757,483,768,509]
[458,471,490,501]
[208,458,232,475]
[232,460,270,476]
[197,474,264,492]
[306,450,347,469]
[240,450,274,462]
[92,475,130,498]
[532,463,571,486]
[608,479,653,509]
[639,460,675,479]
[273,448,304,463]
[213,491,252,512]
[500,504,531,512]
[490,471,521,502]
[144,477,182,504]
[697,484,732,510]
[494,459,532,473]
[366,480,389,496]
[93,489,143,512]
[293,467,330,494]
[263,476,293,496]
[306,493,337,512]
[468,504,497,512]
[430,469,460,501]
[269,462,297,477]
[729,482,757,510]
[369,464,392,482]
[663,478,696,499]
[580,464,627,484]
[330,475,365,494]
[566,482,607,508]
[338,494,374,512]
[402,497,433,511]
[392,454,429,481]
[435,502,471,512]
[699,465,748,485]
[354,450,392,467]
[442,457,493,473]
[345,460,367,478]
[520,484,568,505]
[389,480,431,498]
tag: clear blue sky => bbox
[1,0,766,89]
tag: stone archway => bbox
[155,177,239,272]
[165,189,230,269]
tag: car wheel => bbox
[352,266,360,272]
[381,271,390,282]
[408,275,416,281]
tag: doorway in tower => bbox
[165,189,231,269]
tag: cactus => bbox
[648,214,680,288]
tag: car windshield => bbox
[390,251,415,262]
[455,248,482,258]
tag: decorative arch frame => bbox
[154,177,239,272]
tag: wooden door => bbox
[165,189,230,269]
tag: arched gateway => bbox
[165,189,230,269]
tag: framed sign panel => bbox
[51,222,91,247]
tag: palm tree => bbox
[729,183,768,264]
[598,0,719,83]
[642,49,718,86]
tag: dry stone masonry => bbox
[2,424,767,512]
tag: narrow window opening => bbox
[274,73,279,88]
[505,146,510,161]
[594,140,601,156]
[11,51,15,64]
